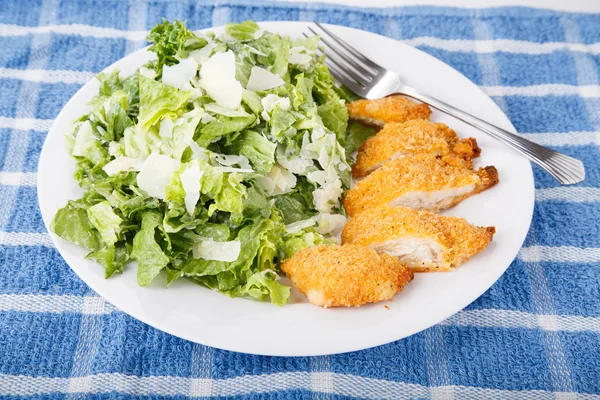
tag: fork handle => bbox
[397,85,585,185]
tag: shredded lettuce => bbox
[138,76,191,129]
[345,120,377,157]
[51,19,366,306]
[132,211,170,286]
[146,19,208,78]
[225,20,261,41]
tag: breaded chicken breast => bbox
[341,206,495,272]
[280,244,414,308]
[352,120,481,178]
[344,154,499,216]
[347,96,431,127]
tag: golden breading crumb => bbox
[344,154,499,216]
[352,120,480,178]
[280,244,414,308]
[347,96,431,127]
[453,137,481,159]
[341,205,495,272]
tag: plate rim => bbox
[37,21,535,356]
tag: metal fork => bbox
[308,22,585,185]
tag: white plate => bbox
[38,22,534,356]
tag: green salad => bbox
[51,19,376,305]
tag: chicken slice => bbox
[352,120,481,178]
[341,206,495,272]
[344,154,498,217]
[347,96,431,127]
[280,244,414,308]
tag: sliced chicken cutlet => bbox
[341,206,495,272]
[347,95,431,127]
[352,120,481,178]
[344,154,498,216]
[281,244,414,308]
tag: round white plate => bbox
[38,22,534,356]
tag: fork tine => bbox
[308,30,368,93]
[321,55,360,87]
[322,58,367,96]
[314,22,380,74]
[307,27,374,81]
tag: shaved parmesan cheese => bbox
[244,44,267,56]
[190,43,217,63]
[258,164,296,196]
[180,163,202,216]
[312,178,343,214]
[188,140,209,161]
[276,150,313,175]
[289,46,312,66]
[103,100,111,115]
[108,141,124,157]
[137,154,180,199]
[72,121,96,157]
[199,50,242,109]
[162,57,198,91]
[102,156,142,176]
[204,103,250,117]
[159,117,174,138]
[260,94,290,113]
[317,146,330,170]
[246,67,285,92]
[201,112,216,124]
[315,213,346,235]
[307,170,328,186]
[285,218,316,234]
[139,66,156,80]
[189,87,203,98]
[214,154,252,170]
[192,238,241,262]
[96,125,107,137]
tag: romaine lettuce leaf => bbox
[51,200,102,251]
[197,114,256,147]
[283,227,330,259]
[269,107,296,140]
[196,222,231,241]
[177,216,265,277]
[225,20,260,41]
[225,131,275,174]
[147,19,207,77]
[344,119,377,156]
[87,243,130,278]
[318,100,348,142]
[211,172,246,214]
[241,89,262,115]
[242,270,290,306]
[86,201,122,246]
[240,184,270,220]
[131,211,170,286]
[96,70,123,96]
[274,193,315,225]
[138,75,191,129]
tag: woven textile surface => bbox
[0,0,599,398]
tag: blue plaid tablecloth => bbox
[1,0,599,398]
